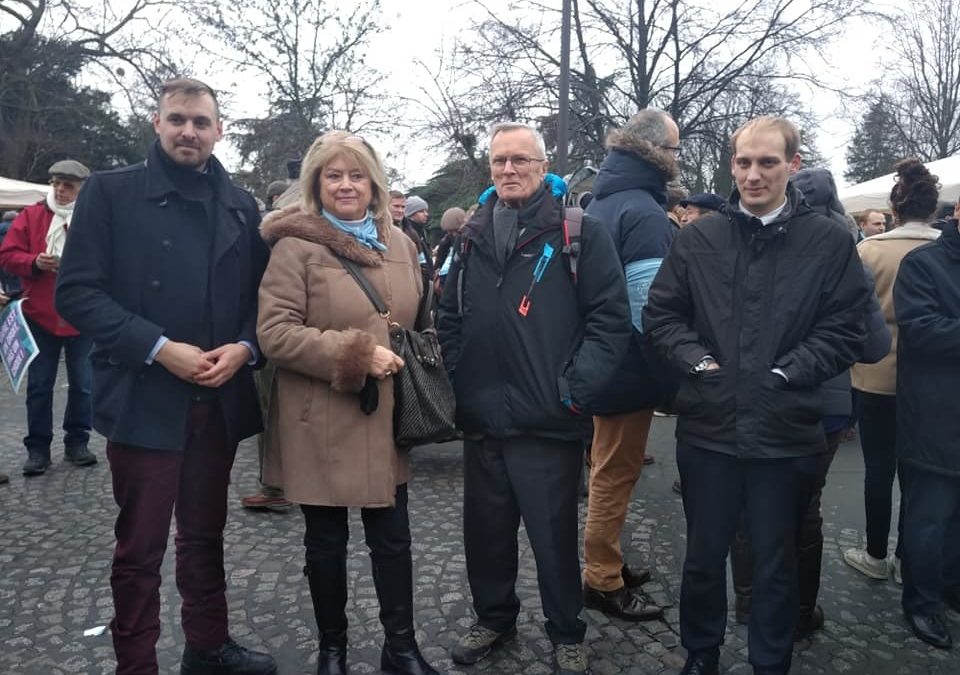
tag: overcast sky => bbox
[20,0,901,189]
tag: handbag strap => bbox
[336,256,390,317]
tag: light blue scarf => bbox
[322,208,387,251]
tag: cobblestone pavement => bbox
[0,374,958,674]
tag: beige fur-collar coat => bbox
[256,205,422,507]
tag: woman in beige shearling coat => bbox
[256,131,438,675]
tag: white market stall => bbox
[0,177,48,209]
[839,155,960,214]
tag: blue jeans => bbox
[24,319,93,456]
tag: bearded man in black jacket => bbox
[438,122,630,675]
[643,117,869,675]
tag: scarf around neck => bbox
[45,189,75,258]
[493,185,548,264]
[322,208,387,251]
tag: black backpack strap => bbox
[562,207,583,284]
[336,256,390,317]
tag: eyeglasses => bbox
[660,145,682,157]
[491,155,546,169]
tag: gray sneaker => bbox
[843,548,890,580]
[555,642,590,675]
[451,623,516,665]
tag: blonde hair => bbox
[299,131,391,228]
[730,116,801,159]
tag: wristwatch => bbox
[691,356,717,374]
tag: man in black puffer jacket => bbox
[580,109,678,622]
[644,117,869,675]
[438,122,630,675]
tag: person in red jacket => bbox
[0,160,97,476]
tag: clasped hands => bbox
[156,340,251,387]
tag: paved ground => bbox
[0,373,958,674]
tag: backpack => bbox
[455,207,583,316]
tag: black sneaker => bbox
[180,637,277,675]
[451,623,516,665]
[22,452,51,476]
[65,443,98,466]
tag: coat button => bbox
[150,279,160,289]
[162,239,172,249]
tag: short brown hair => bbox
[299,131,391,227]
[730,116,800,159]
[157,77,219,118]
[389,190,405,199]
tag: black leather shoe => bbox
[316,630,347,675]
[621,563,652,588]
[795,605,824,641]
[180,637,278,674]
[905,612,953,649]
[679,651,719,675]
[22,451,51,476]
[583,583,663,621]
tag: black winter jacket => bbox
[436,190,631,440]
[643,187,870,458]
[585,148,676,413]
[894,219,960,476]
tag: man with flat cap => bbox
[680,192,725,226]
[0,160,97,476]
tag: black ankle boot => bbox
[305,560,349,675]
[380,631,439,675]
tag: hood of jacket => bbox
[592,146,671,206]
[260,204,391,267]
[791,168,856,238]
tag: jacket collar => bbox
[143,140,242,209]
[868,221,941,242]
[726,184,808,238]
[462,188,564,252]
[260,204,390,267]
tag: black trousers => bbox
[900,464,960,616]
[301,484,412,632]
[463,436,586,644]
[678,442,828,674]
[730,430,843,617]
[856,391,903,560]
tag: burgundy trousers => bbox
[107,402,237,675]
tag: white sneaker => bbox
[843,548,891,580]
[889,555,903,585]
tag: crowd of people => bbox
[0,76,958,675]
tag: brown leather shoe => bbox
[240,492,293,511]
[583,583,663,621]
[0,472,8,484]
[621,563,652,588]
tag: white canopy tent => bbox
[838,155,960,214]
[0,177,48,209]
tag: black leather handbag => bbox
[337,256,457,448]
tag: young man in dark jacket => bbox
[580,109,678,622]
[894,215,960,650]
[643,117,869,675]
[437,122,630,675]
[55,78,276,675]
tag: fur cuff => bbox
[331,329,377,393]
